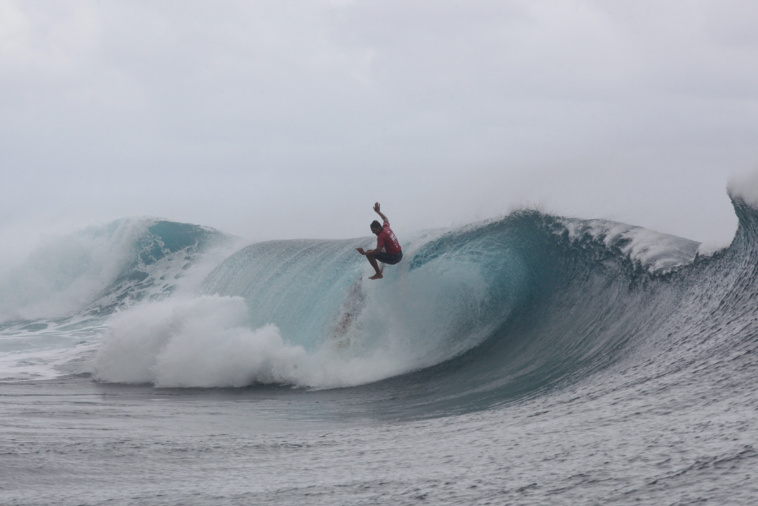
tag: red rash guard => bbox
[376,221,402,254]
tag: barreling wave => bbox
[13,196,758,419]
[94,205,725,403]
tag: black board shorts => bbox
[375,251,403,265]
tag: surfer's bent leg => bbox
[365,252,383,279]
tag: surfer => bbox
[356,202,403,280]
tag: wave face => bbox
[8,201,758,418]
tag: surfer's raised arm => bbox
[356,202,403,280]
[373,202,388,223]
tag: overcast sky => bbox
[2,0,757,249]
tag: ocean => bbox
[2,194,758,505]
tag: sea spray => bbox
[94,295,305,387]
[93,294,429,389]
[0,218,236,323]
[0,220,147,321]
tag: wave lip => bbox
[558,217,700,272]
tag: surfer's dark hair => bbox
[370,220,382,231]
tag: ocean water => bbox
[2,194,758,505]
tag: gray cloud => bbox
[1,0,756,249]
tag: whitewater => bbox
[2,185,758,504]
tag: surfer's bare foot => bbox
[369,273,383,280]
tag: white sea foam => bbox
[0,336,99,382]
[92,295,422,389]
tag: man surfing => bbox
[356,202,403,280]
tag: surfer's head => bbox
[370,220,382,235]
